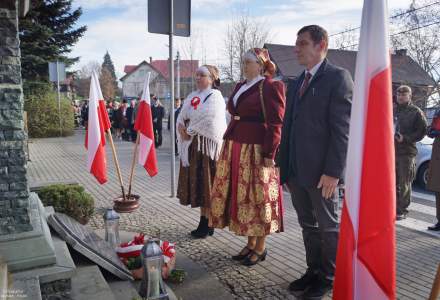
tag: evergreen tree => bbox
[19,0,87,81]
[102,51,117,82]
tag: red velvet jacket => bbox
[223,77,286,159]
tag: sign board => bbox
[48,213,133,281]
[48,62,66,82]
[148,0,191,37]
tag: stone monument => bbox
[0,0,56,271]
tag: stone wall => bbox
[0,0,32,235]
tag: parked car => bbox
[415,136,433,189]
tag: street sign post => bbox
[48,61,66,137]
[148,0,191,197]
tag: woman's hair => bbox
[198,65,221,89]
[245,48,277,78]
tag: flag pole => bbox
[106,130,126,200]
[127,132,140,199]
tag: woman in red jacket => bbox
[209,48,286,266]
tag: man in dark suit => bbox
[277,25,353,300]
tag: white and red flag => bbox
[134,72,158,177]
[333,0,396,299]
[85,71,112,184]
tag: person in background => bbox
[126,100,137,142]
[112,101,120,136]
[80,101,88,128]
[393,85,427,220]
[115,99,128,140]
[427,107,440,231]
[151,95,165,147]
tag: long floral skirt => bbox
[209,140,284,236]
[177,137,216,209]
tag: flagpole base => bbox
[113,195,140,213]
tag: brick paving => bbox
[27,130,440,300]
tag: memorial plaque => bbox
[48,213,133,281]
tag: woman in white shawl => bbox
[177,65,227,238]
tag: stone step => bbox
[107,280,141,300]
[9,276,42,300]
[70,265,116,300]
[12,232,76,284]
[0,261,7,297]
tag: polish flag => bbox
[134,72,158,177]
[333,1,396,299]
[85,71,112,184]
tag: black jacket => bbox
[151,105,165,129]
[277,59,353,187]
[167,106,182,130]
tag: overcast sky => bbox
[70,0,413,79]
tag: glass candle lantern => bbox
[139,238,168,300]
[103,208,120,248]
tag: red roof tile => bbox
[151,60,199,79]
[124,65,137,74]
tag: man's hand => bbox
[395,133,404,143]
[317,174,339,199]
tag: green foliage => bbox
[19,0,87,80]
[24,86,74,138]
[102,51,117,82]
[37,184,94,224]
[126,256,143,270]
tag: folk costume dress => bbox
[177,88,227,209]
[209,76,286,236]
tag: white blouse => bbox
[232,75,265,106]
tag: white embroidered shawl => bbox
[177,88,227,167]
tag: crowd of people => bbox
[73,94,174,147]
[173,24,440,300]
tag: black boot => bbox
[190,216,203,236]
[191,216,214,238]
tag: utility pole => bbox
[176,51,180,100]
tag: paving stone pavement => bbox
[27,130,440,300]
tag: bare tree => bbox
[78,60,101,78]
[222,12,272,81]
[75,60,102,99]
[391,0,440,106]
[331,26,359,51]
[179,27,201,89]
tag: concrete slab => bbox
[70,265,115,300]
[166,252,235,300]
[0,193,56,272]
[9,276,41,300]
[12,233,76,284]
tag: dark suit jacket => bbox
[223,77,286,159]
[277,59,353,187]
[151,105,165,130]
[167,106,182,130]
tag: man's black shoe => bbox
[396,213,407,221]
[428,222,440,231]
[302,276,333,300]
[288,270,318,296]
